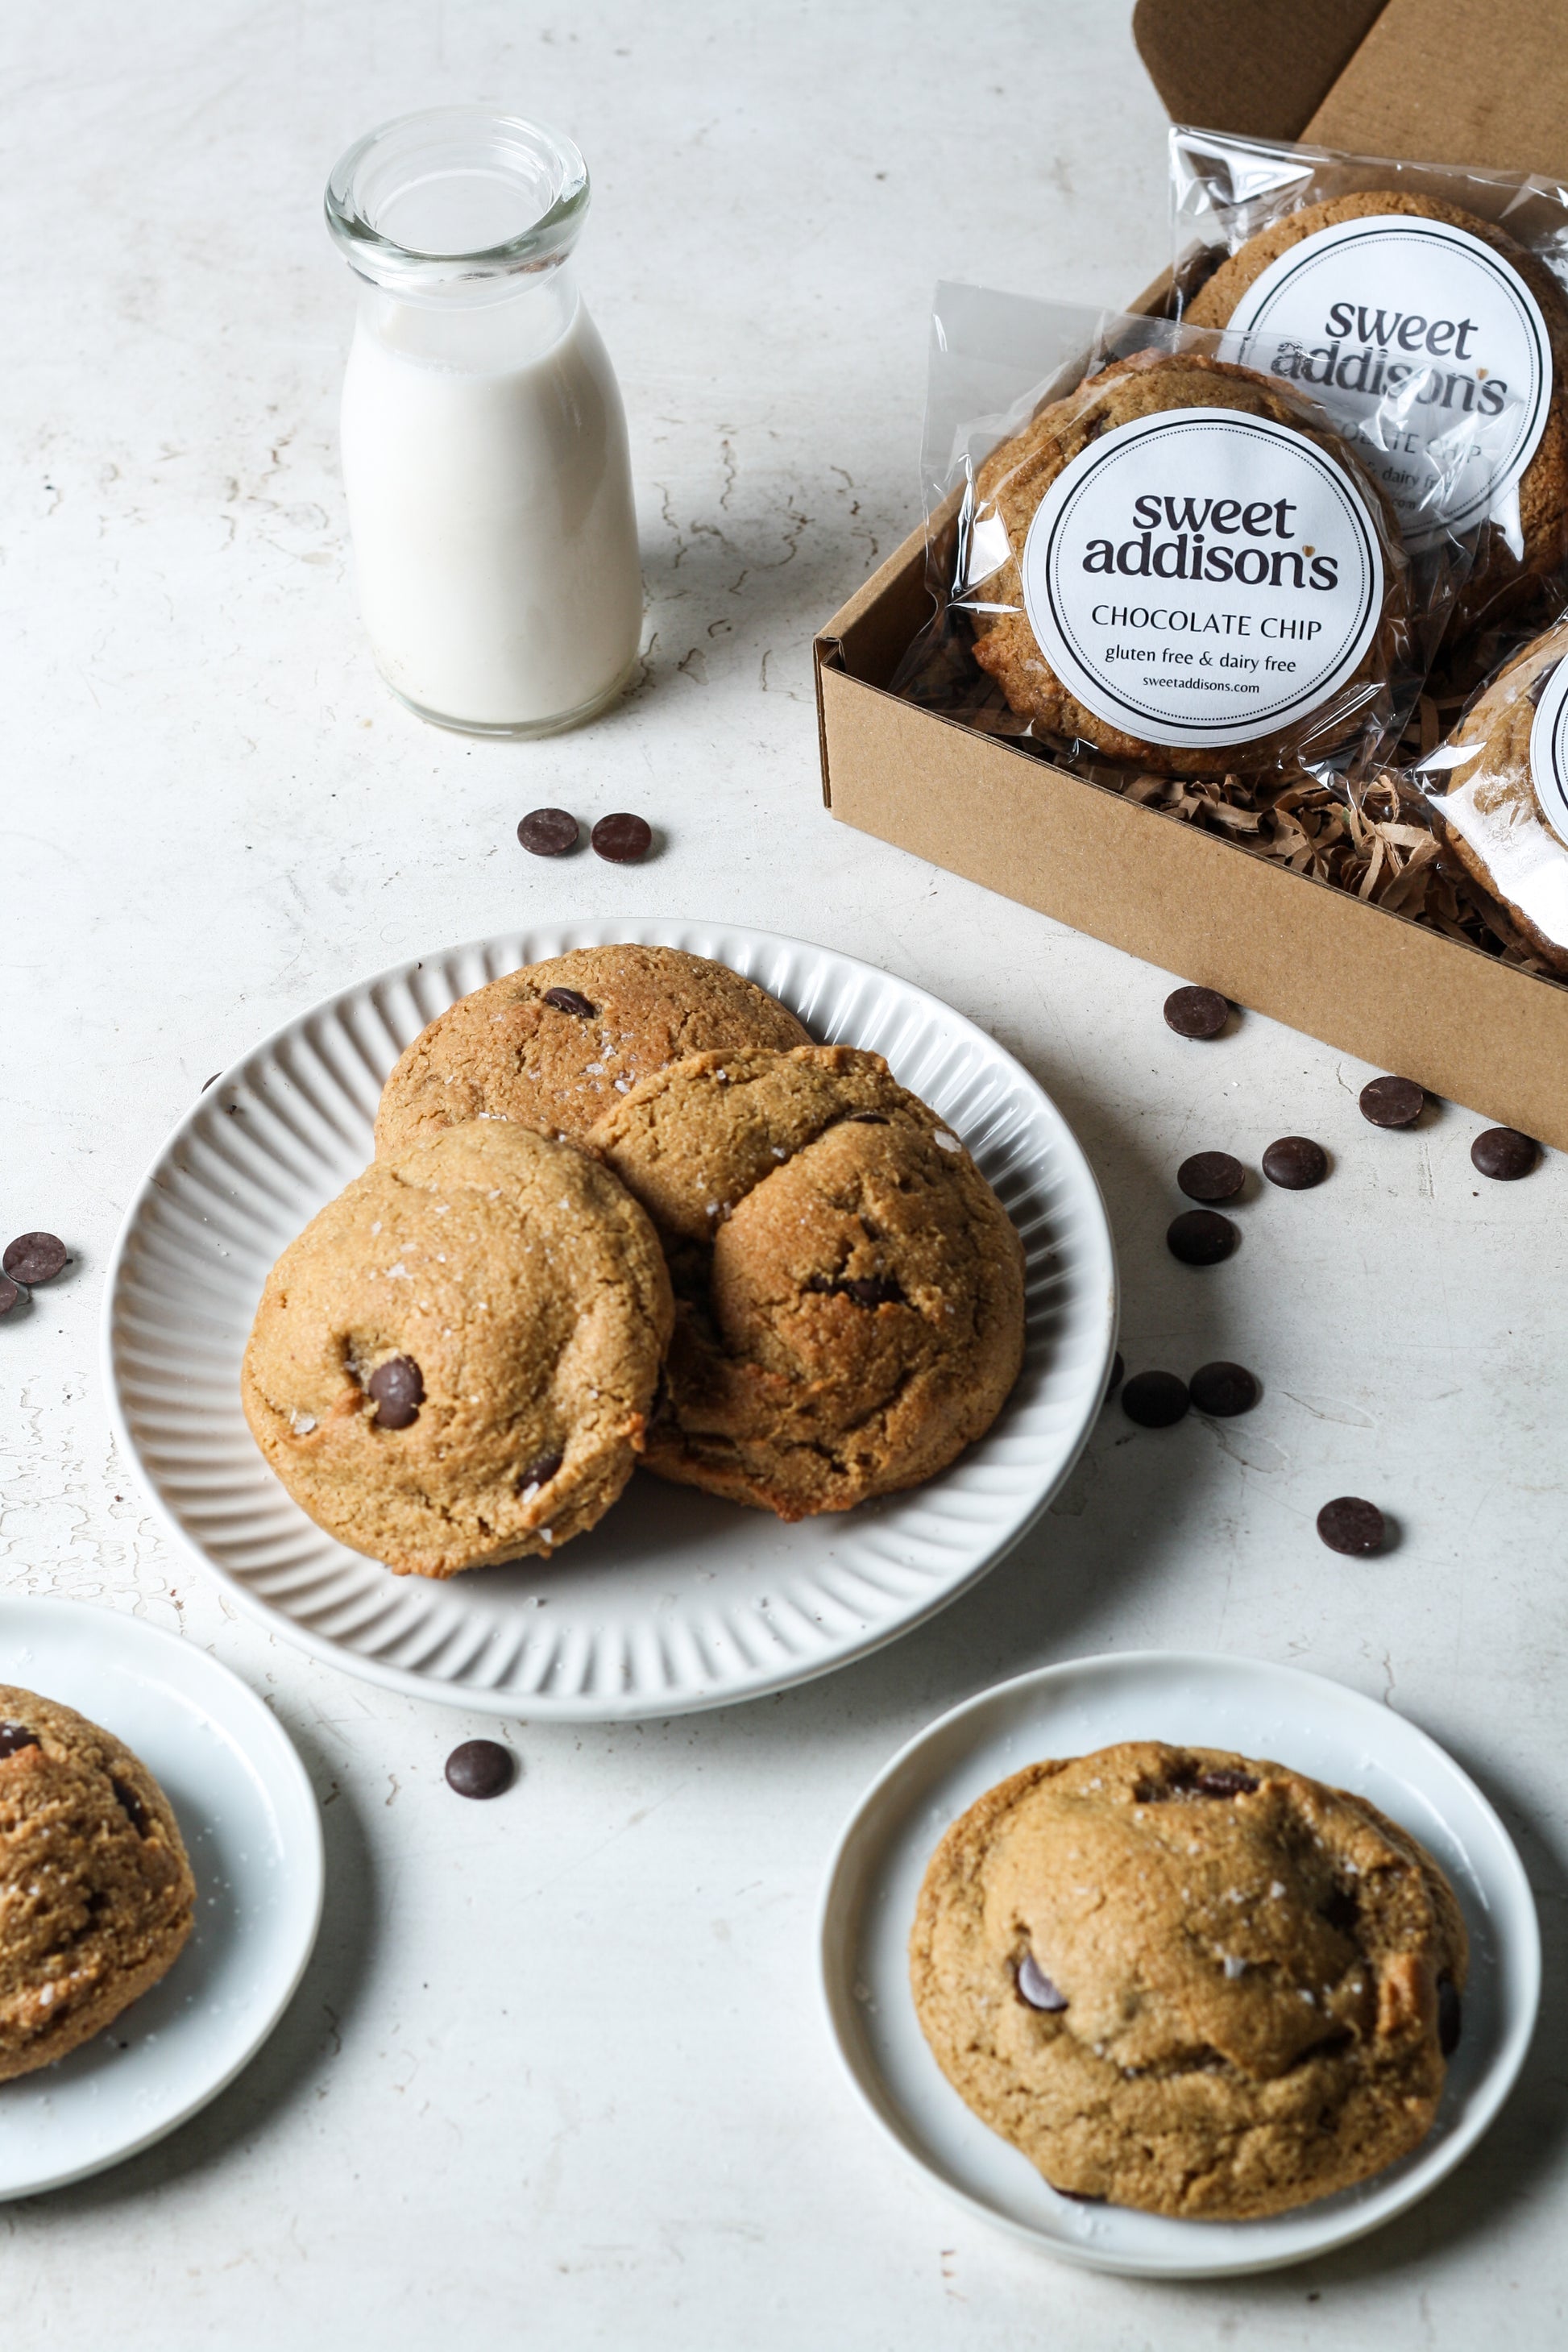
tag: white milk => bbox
[341,293,642,732]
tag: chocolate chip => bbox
[0,1723,39,1759]
[542,986,596,1018]
[1437,1975,1462,2056]
[0,1276,20,1317]
[111,1777,151,1836]
[1121,1369,1189,1427]
[1189,1361,1259,1417]
[1193,1769,1259,1798]
[2,1233,67,1285]
[519,1450,563,1493]
[1262,1136,1328,1190]
[1167,1209,1237,1265]
[1317,1495,1385,1555]
[1178,1151,1244,1203]
[805,1274,903,1307]
[1360,1075,1425,1129]
[1164,985,1229,1039]
[445,1740,514,1799]
[1107,1350,1124,1396]
[517,807,580,857]
[1471,1126,1538,1180]
[591,811,653,865]
[1321,1885,1359,1933]
[849,1112,889,1124]
[368,1356,424,1429]
[1017,1952,1068,2011]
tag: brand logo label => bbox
[1529,654,1568,846]
[1018,406,1383,749]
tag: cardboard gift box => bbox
[814,0,1568,1146]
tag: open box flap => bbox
[1131,0,1388,141]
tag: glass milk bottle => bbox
[325,109,642,736]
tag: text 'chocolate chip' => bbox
[543,986,596,1018]
[1262,1136,1327,1190]
[1167,1209,1237,1265]
[1317,1495,1385,1556]
[1122,1370,1189,1428]
[1164,985,1229,1040]
[516,807,580,857]
[2,1233,67,1285]
[1360,1075,1425,1129]
[446,1740,515,1799]
[591,812,653,865]
[1178,1151,1244,1203]
[368,1356,424,1429]
[1471,1126,1537,1180]
[1189,1361,1259,1417]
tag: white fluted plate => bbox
[103,920,1116,1720]
[0,1598,322,2196]
[819,1652,1540,2276]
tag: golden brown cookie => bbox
[911,1740,1467,2220]
[0,1688,195,2083]
[242,1121,674,1577]
[590,1047,1026,1519]
[1427,612,1568,972]
[375,944,811,1156]
[969,348,1407,777]
[1188,192,1568,631]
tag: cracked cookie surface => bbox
[0,1685,195,2083]
[911,1740,1467,2218]
[375,944,810,1155]
[242,1121,674,1577]
[589,1046,1026,1519]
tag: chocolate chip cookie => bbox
[911,1740,1466,2219]
[590,1047,1026,1519]
[0,1688,195,2082]
[969,347,1407,776]
[242,1121,674,1577]
[1427,612,1568,972]
[375,944,811,1155]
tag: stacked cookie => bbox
[242,946,1027,1575]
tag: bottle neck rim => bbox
[326,107,589,295]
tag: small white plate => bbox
[819,1651,1539,2278]
[103,919,1117,1721]
[0,1597,323,2197]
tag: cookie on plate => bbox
[375,944,811,1155]
[969,348,1405,776]
[590,1046,1026,1520]
[241,1121,674,1577]
[1427,612,1568,972]
[0,1687,196,2082]
[910,1740,1467,2220]
[1187,191,1568,628]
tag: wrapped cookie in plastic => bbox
[894,290,1522,787]
[1417,611,1568,972]
[1171,127,1568,644]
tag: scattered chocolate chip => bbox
[1471,1126,1538,1181]
[1317,1495,1385,1556]
[2,1233,67,1285]
[1107,1350,1124,1396]
[445,1740,514,1799]
[1262,1136,1328,1191]
[1167,1209,1237,1265]
[1189,1361,1259,1417]
[542,986,596,1018]
[0,1723,39,1759]
[1437,1974,1462,2057]
[368,1356,425,1429]
[1177,1151,1244,1203]
[111,1777,151,1836]
[1017,1952,1068,2011]
[1321,1886,1359,1934]
[1359,1075,1425,1129]
[1164,985,1229,1040]
[591,811,653,864]
[519,1451,563,1493]
[1193,1769,1259,1798]
[517,807,580,857]
[0,1276,21,1317]
[1121,1369,1189,1427]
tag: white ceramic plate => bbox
[103,920,1116,1722]
[0,1597,323,2196]
[819,1650,1539,2278]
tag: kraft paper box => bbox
[813,0,1568,1147]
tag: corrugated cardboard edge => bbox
[1132,0,1388,142]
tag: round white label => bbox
[1220,214,1551,544]
[1527,652,1568,847]
[1018,406,1383,749]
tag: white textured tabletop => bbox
[4,2,1563,2343]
